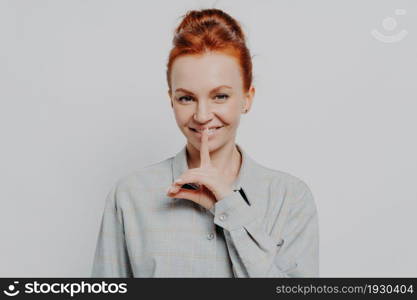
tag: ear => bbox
[243,85,255,113]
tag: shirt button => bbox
[219,213,227,221]
[207,233,215,240]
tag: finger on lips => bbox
[200,127,211,167]
[168,127,212,196]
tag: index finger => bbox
[200,127,211,167]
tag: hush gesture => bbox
[166,127,235,210]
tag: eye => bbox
[215,94,229,101]
[177,96,194,103]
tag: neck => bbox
[186,140,242,178]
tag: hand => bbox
[166,128,234,210]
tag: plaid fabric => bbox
[91,143,319,277]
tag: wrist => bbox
[216,186,236,201]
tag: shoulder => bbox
[103,156,174,210]
[112,155,174,195]
[254,160,311,192]
[253,161,316,211]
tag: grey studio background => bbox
[0,0,416,277]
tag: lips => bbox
[189,126,224,136]
[189,126,224,133]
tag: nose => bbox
[193,101,213,124]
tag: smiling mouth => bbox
[189,126,224,134]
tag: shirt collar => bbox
[171,143,256,205]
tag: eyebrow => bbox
[174,85,232,95]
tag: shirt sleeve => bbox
[209,180,319,277]
[91,184,134,277]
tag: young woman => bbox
[92,8,319,278]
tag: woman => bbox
[91,8,319,278]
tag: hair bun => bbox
[175,8,246,43]
[167,8,253,93]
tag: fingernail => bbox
[174,178,183,183]
[166,186,172,194]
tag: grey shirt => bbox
[91,143,319,277]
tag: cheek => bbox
[217,104,241,124]
[173,107,190,125]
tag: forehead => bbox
[171,52,242,91]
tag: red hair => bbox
[166,8,253,93]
